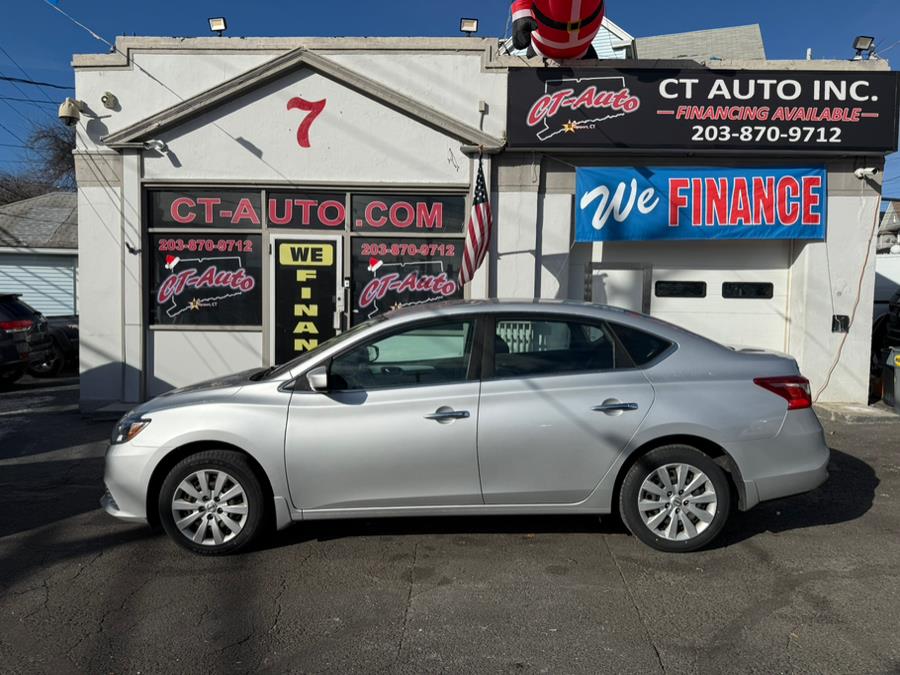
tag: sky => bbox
[1,0,899,195]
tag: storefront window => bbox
[147,189,262,229]
[350,237,464,325]
[266,191,346,229]
[351,194,465,233]
[149,233,263,326]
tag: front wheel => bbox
[619,445,731,553]
[159,450,265,555]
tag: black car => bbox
[0,294,53,387]
[29,314,79,377]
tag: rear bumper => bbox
[726,408,830,509]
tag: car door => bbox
[285,316,484,511]
[477,315,656,504]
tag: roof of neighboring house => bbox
[635,24,766,61]
[0,192,77,250]
[881,200,900,234]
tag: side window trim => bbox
[605,320,677,369]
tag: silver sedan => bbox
[102,300,829,554]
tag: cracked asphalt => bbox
[1,376,900,673]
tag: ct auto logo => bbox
[527,76,640,142]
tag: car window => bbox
[0,298,34,322]
[330,320,474,390]
[607,322,672,366]
[493,318,621,378]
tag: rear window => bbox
[0,297,34,321]
[608,322,672,366]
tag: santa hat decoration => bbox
[367,257,383,273]
[165,255,180,270]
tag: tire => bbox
[29,342,65,377]
[619,445,731,553]
[158,450,265,555]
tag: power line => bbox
[0,75,72,90]
[0,93,37,126]
[0,45,56,104]
[0,143,29,149]
[0,121,26,145]
[0,96,56,106]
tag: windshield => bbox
[263,314,387,379]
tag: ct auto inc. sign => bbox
[507,68,900,152]
[575,167,827,242]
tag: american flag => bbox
[459,158,493,285]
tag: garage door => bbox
[0,253,78,316]
[598,240,791,352]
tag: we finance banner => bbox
[575,167,827,242]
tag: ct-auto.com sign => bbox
[507,68,900,152]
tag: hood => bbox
[130,368,264,415]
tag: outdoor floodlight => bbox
[460,18,479,35]
[853,35,875,59]
[209,17,228,36]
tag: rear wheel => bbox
[158,450,264,555]
[619,445,731,553]
[29,342,65,377]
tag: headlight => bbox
[111,414,151,444]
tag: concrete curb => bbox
[814,402,900,425]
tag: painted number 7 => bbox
[287,97,327,148]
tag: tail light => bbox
[754,376,812,410]
[0,319,33,332]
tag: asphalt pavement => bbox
[1,375,899,674]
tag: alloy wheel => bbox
[170,469,249,546]
[636,462,718,541]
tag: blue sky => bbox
[1,0,899,195]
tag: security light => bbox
[853,36,875,52]
[209,17,227,36]
[460,18,479,35]
[143,139,168,154]
[853,35,875,59]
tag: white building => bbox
[71,33,897,410]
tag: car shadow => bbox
[712,447,879,548]
[260,448,876,552]
[259,513,619,551]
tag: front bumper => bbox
[100,488,147,524]
[102,443,154,524]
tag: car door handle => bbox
[425,409,470,422]
[592,402,639,413]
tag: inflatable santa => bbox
[511,0,606,60]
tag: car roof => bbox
[381,298,638,321]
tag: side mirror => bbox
[306,365,329,392]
